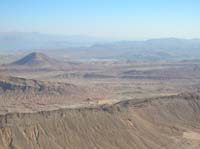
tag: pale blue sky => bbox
[1,0,200,40]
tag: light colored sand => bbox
[183,131,200,140]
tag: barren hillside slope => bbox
[0,93,200,149]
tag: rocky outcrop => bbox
[0,75,84,95]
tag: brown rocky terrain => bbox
[0,57,200,148]
[0,74,90,115]
[0,74,83,95]
[0,93,200,149]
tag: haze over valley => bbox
[1,32,200,62]
[1,0,200,148]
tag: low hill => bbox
[10,52,59,67]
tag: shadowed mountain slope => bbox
[10,52,59,67]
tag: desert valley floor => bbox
[0,52,200,148]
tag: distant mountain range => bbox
[0,32,110,53]
[58,38,200,61]
[1,32,200,61]
[85,38,200,61]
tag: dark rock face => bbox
[0,81,32,92]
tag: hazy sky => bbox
[1,0,200,40]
